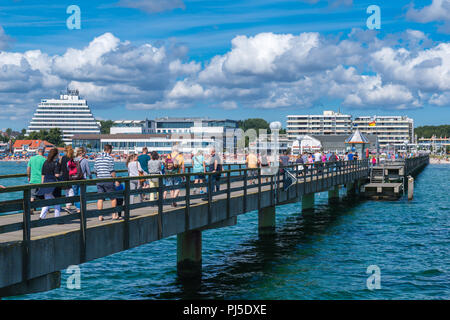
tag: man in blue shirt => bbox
[347,151,354,161]
[138,147,151,201]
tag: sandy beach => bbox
[429,157,450,164]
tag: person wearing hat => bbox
[27,146,46,203]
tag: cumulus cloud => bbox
[0,32,197,120]
[117,0,185,13]
[0,26,12,50]
[0,29,449,123]
[184,31,447,110]
[406,0,450,34]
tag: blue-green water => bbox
[1,162,449,299]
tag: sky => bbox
[0,0,449,130]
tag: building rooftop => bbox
[71,133,204,140]
[13,140,55,149]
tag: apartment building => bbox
[27,89,100,144]
[353,116,414,147]
[286,111,352,140]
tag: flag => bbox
[369,121,376,127]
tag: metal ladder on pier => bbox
[370,167,384,183]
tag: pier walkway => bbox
[0,155,428,297]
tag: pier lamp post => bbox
[269,121,282,155]
[268,121,282,175]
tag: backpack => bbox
[167,153,182,168]
[68,159,84,180]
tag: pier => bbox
[362,156,429,199]
[0,156,428,297]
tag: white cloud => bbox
[406,0,450,34]
[429,92,450,106]
[0,29,449,124]
[168,80,206,99]
[0,26,12,50]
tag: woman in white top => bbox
[127,154,144,204]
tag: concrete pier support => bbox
[328,186,340,204]
[407,176,414,200]
[258,206,276,236]
[177,230,202,279]
[346,182,357,197]
[302,193,315,212]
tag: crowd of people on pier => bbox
[23,144,377,221]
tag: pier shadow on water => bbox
[143,195,366,300]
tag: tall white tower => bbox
[27,89,101,144]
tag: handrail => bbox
[0,159,371,216]
[0,161,356,191]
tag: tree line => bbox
[415,125,450,138]
[1,118,286,148]
[0,128,65,147]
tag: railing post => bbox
[185,173,190,231]
[304,164,307,193]
[157,176,163,240]
[22,188,31,282]
[276,169,280,204]
[226,171,231,219]
[207,173,212,225]
[258,167,262,211]
[79,183,87,263]
[123,179,130,250]
[295,164,299,199]
[243,168,247,213]
[321,162,325,189]
[270,173,274,206]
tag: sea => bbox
[0,161,448,300]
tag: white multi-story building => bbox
[110,120,155,135]
[353,116,414,147]
[27,89,101,144]
[286,111,352,140]
[71,133,216,155]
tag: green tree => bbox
[16,129,27,140]
[27,128,64,147]
[238,118,270,134]
[99,120,114,134]
[415,125,450,138]
[47,128,64,147]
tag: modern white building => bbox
[110,120,155,135]
[286,111,352,140]
[27,89,101,144]
[71,133,216,155]
[353,116,414,147]
[153,117,238,134]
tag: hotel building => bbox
[110,120,155,135]
[153,117,239,134]
[417,136,450,151]
[71,133,216,155]
[286,111,352,140]
[353,116,414,147]
[27,89,101,144]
